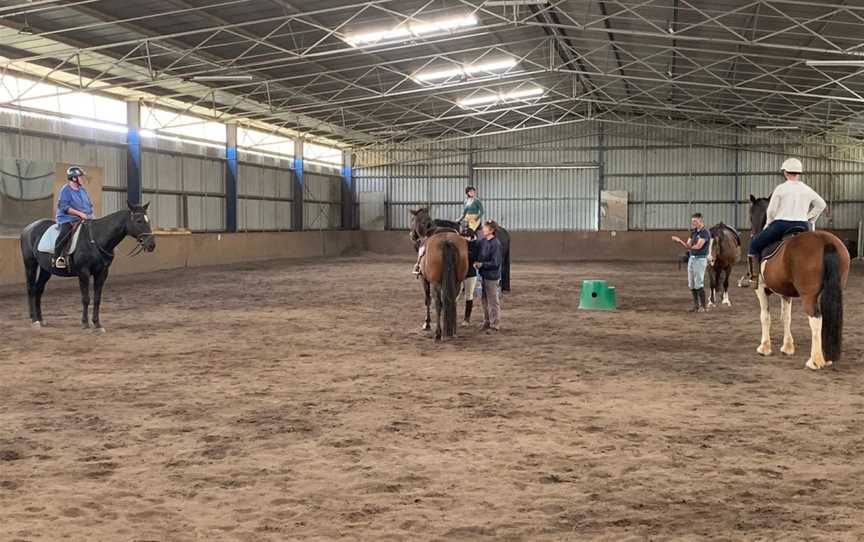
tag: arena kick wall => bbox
[0,231,360,287]
[1,228,856,287]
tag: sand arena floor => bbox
[1,255,863,541]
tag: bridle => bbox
[128,211,154,257]
[128,233,154,257]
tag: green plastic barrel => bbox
[578,279,617,311]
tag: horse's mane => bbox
[709,222,741,247]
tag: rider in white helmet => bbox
[746,157,826,288]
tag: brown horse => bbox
[409,209,469,340]
[706,222,741,307]
[747,196,850,370]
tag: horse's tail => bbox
[441,240,459,337]
[820,243,843,362]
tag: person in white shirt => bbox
[746,157,826,287]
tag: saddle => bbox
[37,222,83,255]
[760,226,808,261]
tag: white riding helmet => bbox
[780,158,803,174]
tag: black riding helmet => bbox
[66,165,86,182]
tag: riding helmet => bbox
[780,158,803,174]
[66,165,87,181]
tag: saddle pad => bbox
[761,228,808,261]
[37,224,82,254]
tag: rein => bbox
[128,233,154,257]
[86,221,115,265]
[84,218,154,263]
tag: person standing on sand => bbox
[475,221,503,331]
[671,212,711,313]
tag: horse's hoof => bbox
[781,346,795,356]
[756,344,772,356]
[93,327,106,334]
[722,300,731,306]
[825,360,834,367]
[805,359,823,370]
[421,323,431,331]
[31,321,42,329]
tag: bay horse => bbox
[409,208,469,340]
[20,202,156,331]
[746,195,849,370]
[706,222,741,307]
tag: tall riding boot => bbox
[698,288,707,311]
[748,255,760,289]
[689,289,700,312]
[463,300,473,325]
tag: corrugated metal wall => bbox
[355,121,864,231]
[0,109,127,216]
[238,163,293,231]
[0,112,309,232]
[304,172,342,230]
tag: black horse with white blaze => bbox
[19,202,156,331]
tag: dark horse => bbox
[706,222,741,307]
[20,202,156,331]
[746,195,849,370]
[409,208,468,340]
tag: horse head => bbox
[126,201,156,254]
[409,207,433,249]
[748,194,770,235]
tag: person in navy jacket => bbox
[475,221,503,331]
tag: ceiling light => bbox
[805,60,864,67]
[484,0,549,5]
[755,125,799,130]
[414,58,518,83]
[473,164,598,170]
[458,86,544,108]
[191,75,254,81]
[139,129,157,138]
[344,15,478,47]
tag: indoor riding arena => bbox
[2,2,864,541]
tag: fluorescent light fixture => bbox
[139,129,157,138]
[458,86,544,108]
[414,58,518,83]
[755,125,800,130]
[69,117,128,134]
[191,75,254,81]
[484,0,549,5]
[345,15,478,47]
[473,164,598,170]
[805,60,864,67]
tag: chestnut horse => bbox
[706,222,741,307]
[409,208,469,340]
[747,196,850,370]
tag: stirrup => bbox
[54,257,67,269]
[748,274,760,289]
